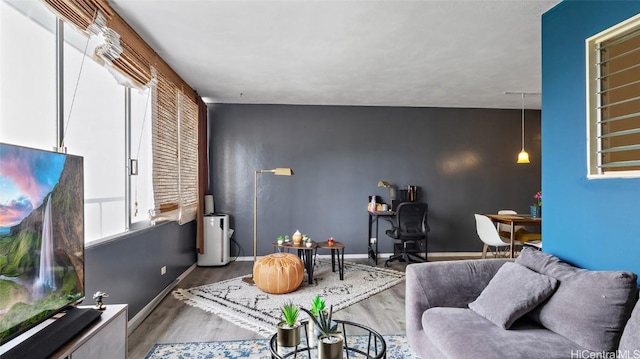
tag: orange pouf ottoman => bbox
[253,253,304,294]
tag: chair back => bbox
[497,209,524,233]
[395,202,429,240]
[474,214,509,247]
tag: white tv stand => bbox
[53,304,128,359]
[0,304,127,359]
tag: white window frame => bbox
[586,13,640,179]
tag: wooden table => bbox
[483,214,542,258]
[272,242,317,284]
[315,240,345,280]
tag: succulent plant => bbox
[281,301,300,327]
[301,305,339,336]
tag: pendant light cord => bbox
[521,93,526,151]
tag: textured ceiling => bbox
[109,0,560,109]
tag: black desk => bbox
[367,210,395,264]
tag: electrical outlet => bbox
[161,266,167,275]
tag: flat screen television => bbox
[0,142,85,345]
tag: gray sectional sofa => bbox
[406,248,640,358]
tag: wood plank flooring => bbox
[127,256,478,359]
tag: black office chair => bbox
[385,202,429,267]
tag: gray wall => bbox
[85,221,196,319]
[208,104,541,257]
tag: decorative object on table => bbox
[93,291,109,310]
[292,230,303,246]
[284,235,291,243]
[304,235,313,248]
[253,253,304,294]
[242,167,294,285]
[530,191,542,218]
[302,305,343,359]
[173,259,404,337]
[277,301,301,347]
[277,235,285,245]
[327,237,334,246]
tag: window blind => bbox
[44,0,200,224]
[151,72,180,220]
[177,90,198,224]
[596,26,640,172]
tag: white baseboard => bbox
[233,252,482,261]
[127,263,197,335]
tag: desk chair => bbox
[385,202,429,267]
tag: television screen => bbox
[0,143,84,344]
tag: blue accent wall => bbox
[542,1,640,282]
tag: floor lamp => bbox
[242,167,294,285]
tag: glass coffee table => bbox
[269,319,386,358]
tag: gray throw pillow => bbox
[516,248,638,352]
[468,262,558,329]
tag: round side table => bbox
[315,241,345,280]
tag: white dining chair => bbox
[496,209,542,251]
[474,214,523,259]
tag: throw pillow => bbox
[516,248,638,352]
[468,262,558,329]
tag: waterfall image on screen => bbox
[35,194,57,297]
[0,143,85,343]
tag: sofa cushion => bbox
[423,307,588,359]
[468,262,558,329]
[619,297,640,353]
[516,248,638,352]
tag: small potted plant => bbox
[284,234,291,243]
[277,235,285,245]
[304,235,313,248]
[306,295,326,347]
[301,305,343,359]
[277,301,301,347]
[530,191,542,218]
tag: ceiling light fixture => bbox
[517,92,530,164]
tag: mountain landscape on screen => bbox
[0,143,84,342]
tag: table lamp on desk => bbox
[378,181,395,209]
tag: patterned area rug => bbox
[173,259,405,337]
[145,334,420,359]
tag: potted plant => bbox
[304,235,313,248]
[306,295,326,347]
[277,235,285,245]
[530,191,542,218]
[277,301,301,347]
[301,305,343,359]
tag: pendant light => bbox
[517,92,530,164]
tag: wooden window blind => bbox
[46,0,200,223]
[178,91,199,224]
[151,71,180,220]
[588,13,640,177]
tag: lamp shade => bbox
[274,168,294,176]
[378,181,391,187]
[517,150,530,164]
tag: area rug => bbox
[144,334,419,359]
[173,259,405,337]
